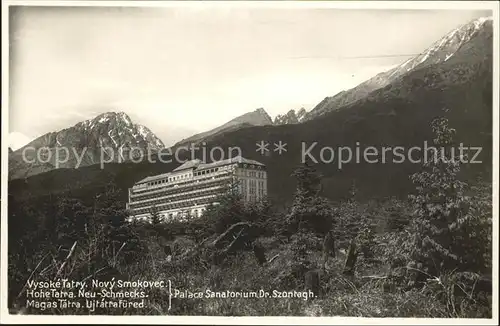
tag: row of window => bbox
[245,171,265,178]
[145,172,192,187]
[138,164,265,189]
[258,180,266,198]
[132,173,231,197]
[131,195,216,215]
[241,164,264,170]
[131,178,229,203]
[236,170,267,179]
[249,179,256,195]
[143,165,237,187]
[241,179,247,196]
[240,179,267,196]
[129,186,224,210]
[194,165,232,177]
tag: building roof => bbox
[173,159,203,172]
[136,172,172,184]
[196,155,264,170]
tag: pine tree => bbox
[409,117,474,275]
[202,178,246,234]
[292,160,322,199]
[287,160,333,235]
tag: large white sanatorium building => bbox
[126,156,267,221]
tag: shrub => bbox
[409,117,492,275]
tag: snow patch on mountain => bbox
[305,16,493,121]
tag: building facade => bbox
[126,156,267,222]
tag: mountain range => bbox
[8,16,493,206]
[173,108,273,147]
[273,108,308,125]
[9,112,164,180]
[304,16,493,120]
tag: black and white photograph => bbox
[1,0,498,323]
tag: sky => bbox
[8,5,492,149]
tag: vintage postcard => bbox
[1,0,498,324]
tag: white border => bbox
[1,1,498,324]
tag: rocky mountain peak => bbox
[68,111,165,149]
[78,111,134,131]
[9,111,166,180]
[254,108,274,125]
[389,16,493,75]
[304,16,493,121]
[174,108,274,147]
[274,108,307,125]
